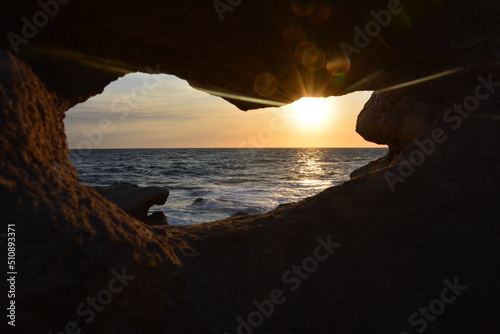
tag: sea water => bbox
[70,148,387,225]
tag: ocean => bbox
[70,148,387,225]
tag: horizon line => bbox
[68,146,387,150]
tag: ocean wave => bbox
[316,159,337,163]
[102,167,122,173]
[168,185,201,191]
[191,197,244,209]
[188,190,213,197]
[161,169,191,176]
[212,178,247,185]
[72,148,387,225]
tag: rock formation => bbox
[192,197,205,205]
[93,182,169,225]
[351,92,441,178]
[230,211,249,218]
[1,0,499,333]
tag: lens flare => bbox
[296,41,318,66]
[254,73,278,97]
[326,53,351,76]
[291,0,315,16]
[377,68,462,93]
[306,49,326,72]
[295,41,326,71]
[292,0,331,22]
[309,0,332,23]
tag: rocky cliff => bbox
[1,0,499,333]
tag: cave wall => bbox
[2,0,499,108]
[1,0,500,333]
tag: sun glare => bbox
[289,97,331,128]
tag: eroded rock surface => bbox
[1,0,499,109]
[0,51,184,333]
[356,93,441,151]
[351,92,441,178]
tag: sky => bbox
[64,73,380,149]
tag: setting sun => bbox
[289,97,332,128]
[65,74,376,148]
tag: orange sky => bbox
[65,73,381,149]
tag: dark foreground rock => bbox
[93,182,169,225]
[1,1,500,333]
[192,197,205,205]
[230,211,249,218]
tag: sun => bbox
[289,97,331,128]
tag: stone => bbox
[230,211,249,218]
[93,182,170,225]
[276,203,293,210]
[356,92,441,152]
[351,92,440,178]
[143,211,169,226]
[192,197,205,205]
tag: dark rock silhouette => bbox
[192,197,205,205]
[230,211,249,218]
[93,182,169,225]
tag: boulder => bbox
[192,197,205,205]
[93,181,169,225]
[351,92,441,178]
[230,211,249,218]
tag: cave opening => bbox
[64,72,386,225]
